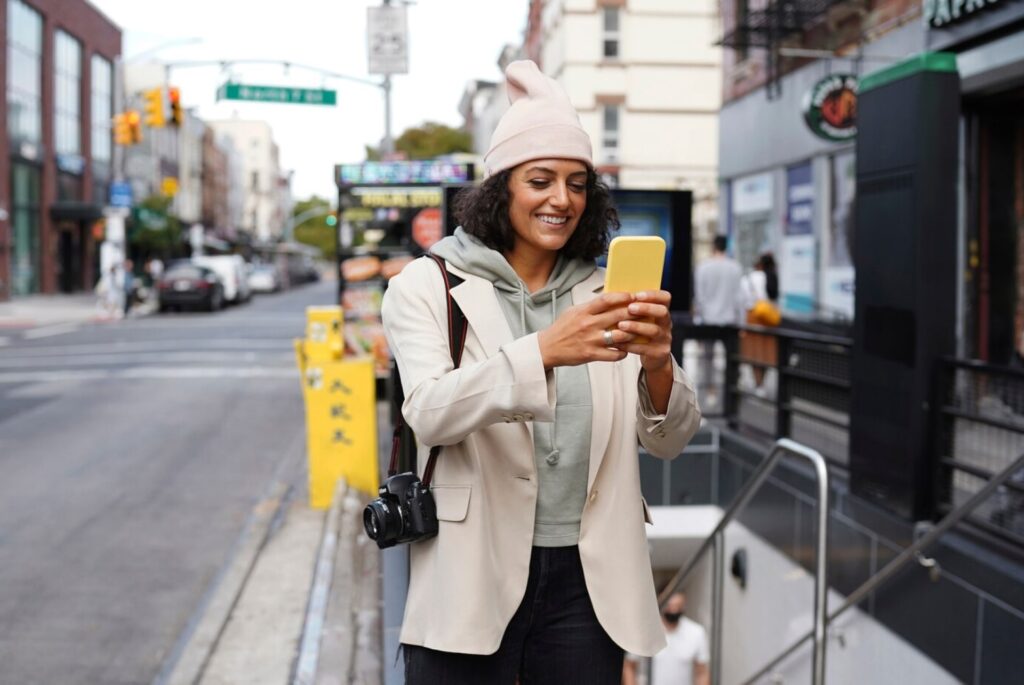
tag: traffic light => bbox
[113,113,131,145]
[126,110,142,144]
[114,111,143,145]
[325,214,338,227]
[142,87,165,128]
[168,87,183,126]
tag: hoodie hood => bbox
[430,227,596,305]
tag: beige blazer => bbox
[381,257,701,657]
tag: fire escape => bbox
[719,0,865,99]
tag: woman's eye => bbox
[528,179,549,188]
[569,183,586,193]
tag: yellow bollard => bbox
[296,307,379,508]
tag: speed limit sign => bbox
[367,5,408,75]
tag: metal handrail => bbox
[742,451,1024,685]
[657,438,830,685]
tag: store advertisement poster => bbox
[782,164,816,314]
[781,235,816,314]
[824,152,856,320]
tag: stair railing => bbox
[657,438,831,685]
[740,451,1024,685]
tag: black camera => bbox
[363,472,439,549]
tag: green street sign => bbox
[216,83,337,106]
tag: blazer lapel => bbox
[447,264,514,358]
[446,264,536,458]
[572,271,614,493]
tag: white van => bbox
[192,255,251,304]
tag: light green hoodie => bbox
[431,228,595,547]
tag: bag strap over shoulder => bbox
[387,254,467,485]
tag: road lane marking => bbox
[0,366,297,383]
[22,323,80,339]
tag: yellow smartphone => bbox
[603,236,666,344]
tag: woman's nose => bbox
[548,182,570,208]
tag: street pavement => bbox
[0,281,341,684]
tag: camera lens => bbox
[364,499,399,545]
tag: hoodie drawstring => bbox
[545,291,560,466]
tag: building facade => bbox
[0,0,121,299]
[530,0,723,254]
[716,0,924,322]
[206,119,289,242]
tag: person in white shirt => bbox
[624,592,710,685]
[693,235,743,403]
[694,236,744,326]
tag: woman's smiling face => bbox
[506,158,589,258]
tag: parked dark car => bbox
[157,264,224,312]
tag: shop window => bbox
[10,162,41,294]
[602,7,620,59]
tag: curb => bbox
[153,473,296,685]
[292,479,350,685]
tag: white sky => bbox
[89,0,527,201]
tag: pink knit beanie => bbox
[483,60,593,177]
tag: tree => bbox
[292,196,336,259]
[129,194,182,259]
[365,121,472,161]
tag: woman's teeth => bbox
[538,215,567,225]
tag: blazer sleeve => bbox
[635,357,701,459]
[381,260,555,447]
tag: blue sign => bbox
[109,182,133,208]
[785,163,814,236]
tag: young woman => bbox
[381,60,701,684]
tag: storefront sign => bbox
[923,0,1003,28]
[337,161,473,187]
[349,186,442,208]
[802,74,858,142]
[731,172,773,215]
[412,208,443,249]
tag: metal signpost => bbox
[367,2,409,155]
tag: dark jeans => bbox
[404,545,623,684]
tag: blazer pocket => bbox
[641,496,654,525]
[431,485,472,522]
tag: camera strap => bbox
[388,254,467,486]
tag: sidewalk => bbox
[159,475,380,685]
[0,292,155,329]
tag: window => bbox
[54,30,82,157]
[6,0,42,146]
[602,104,620,160]
[10,162,41,294]
[91,55,113,203]
[602,7,620,59]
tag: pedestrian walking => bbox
[381,59,701,684]
[740,252,781,392]
[692,235,743,402]
[623,592,709,685]
[122,259,135,317]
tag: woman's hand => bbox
[616,291,673,374]
[538,292,636,369]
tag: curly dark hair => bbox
[452,167,619,261]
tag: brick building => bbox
[0,0,121,299]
